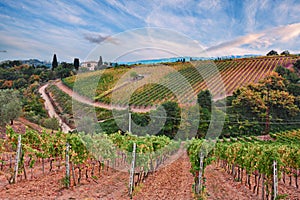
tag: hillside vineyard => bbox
[63,56,299,107]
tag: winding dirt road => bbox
[38,83,72,133]
[54,80,155,113]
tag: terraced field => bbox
[62,55,299,107]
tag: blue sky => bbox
[0,0,300,62]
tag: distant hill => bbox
[0,59,51,68]
[117,54,262,65]
[21,59,51,68]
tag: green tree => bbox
[55,63,74,79]
[275,65,299,84]
[39,70,55,82]
[280,50,290,56]
[130,71,138,80]
[13,78,28,89]
[29,74,40,84]
[232,72,299,134]
[197,107,210,138]
[52,54,58,71]
[74,58,80,71]
[266,50,278,56]
[0,89,22,125]
[43,117,59,133]
[293,59,300,75]
[197,90,212,111]
[77,116,96,134]
[97,56,103,67]
[155,101,181,139]
[287,84,300,96]
[0,60,21,68]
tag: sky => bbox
[0,0,300,62]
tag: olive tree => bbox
[0,89,22,125]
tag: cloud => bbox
[84,34,107,44]
[1,0,300,62]
[273,23,300,42]
[197,0,222,11]
[0,17,94,61]
[85,28,208,62]
[205,23,300,55]
[50,12,87,26]
[74,0,146,31]
[25,0,88,25]
[84,34,119,45]
[103,0,146,22]
[243,0,260,33]
[206,33,263,52]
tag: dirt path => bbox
[205,163,259,200]
[0,167,130,200]
[38,83,72,133]
[0,146,191,200]
[57,169,129,200]
[0,118,49,136]
[17,117,43,132]
[54,80,155,113]
[205,163,300,199]
[133,151,194,200]
[4,146,297,199]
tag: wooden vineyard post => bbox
[65,142,70,188]
[12,135,22,183]
[273,160,278,200]
[72,163,76,186]
[262,174,265,200]
[10,155,12,169]
[196,152,204,194]
[129,143,136,199]
[129,112,132,133]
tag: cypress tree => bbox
[52,54,58,71]
[74,58,80,71]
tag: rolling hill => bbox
[62,55,300,108]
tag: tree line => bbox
[0,57,79,90]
